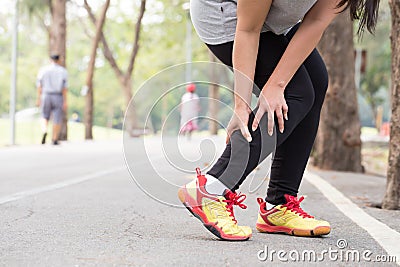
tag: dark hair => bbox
[50,54,60,61]
[337,0,380,36]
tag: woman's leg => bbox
[266,27,329,205]
[206,31,316,192]
[266,49,328,204]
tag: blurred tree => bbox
[314,11,363,172]
[84,0,146,137]
[360,65,386,131]
[50,0,68,140]
[1,0,211,141]
[49,0,66,62]
[21,0,49,30]
[84,0,110,140]
[382,0,400,210]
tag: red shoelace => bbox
[283,195,314,218]
[223,192,247,223]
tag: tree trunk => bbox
[209,51,219,135]
[50,0,68,140]
[382,0,400,210]
[314,10,363,172]
[84,0,146,137]
[122,77,137,136]
[84,0,110,140]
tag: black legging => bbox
[206,24,329,205]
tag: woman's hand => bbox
[226,105,252,144]
[252,85,288,135]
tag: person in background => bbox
[36,54,68,145]
[179,83,200,140]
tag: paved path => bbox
[0,138,398,266]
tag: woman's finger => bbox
[267,109,274,136]
[276,108,284,133]
[233,110,251,142]
[225,133,230,144]
[240,123,252,142]
[283,102,289,121]
[251,108,264,132]
[225,127,232,144]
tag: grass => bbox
[0,118,122,147]
[361,126,379,136]
[360,127,388,176]
[362,144,389,177]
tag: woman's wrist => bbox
[234,104,250,113]
[234,97,250,110]
[263,79,286,93]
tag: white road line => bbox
[305,171,400,264]
[0,167,126,205]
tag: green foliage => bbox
[2,0,391,138]
[20,0,49,17]
[355,0,391,127]
[0,0,215,139]
[360,56,389,110]
[0,10,48,116]
[0,118,121,147]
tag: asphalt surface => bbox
[0,137,398,266]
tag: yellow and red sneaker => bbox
[178,168,252,241]
[256,194,331,237]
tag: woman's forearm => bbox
[265,21,326,90]
[265,0,340,90]
[232,30,260,109]
[232,0,272,109]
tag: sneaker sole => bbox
[256,223,331,237]
[178,187,251,241]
